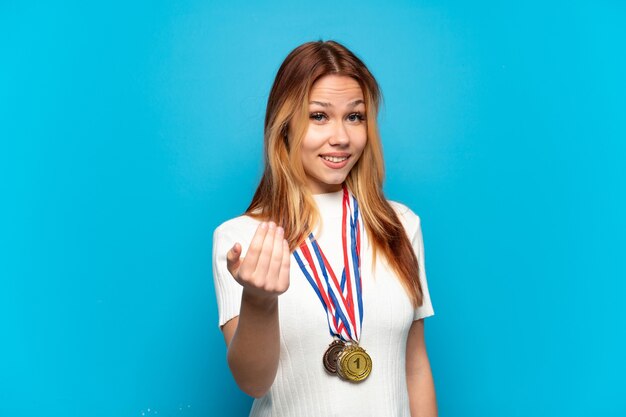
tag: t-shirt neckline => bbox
[311,189,344,215]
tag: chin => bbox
[306,167,351,191]
[324,177,348,187]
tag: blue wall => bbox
[1,1,624,416]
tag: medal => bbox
[336,343,372,382]
[323,339,345,374]
[293,185,372,382]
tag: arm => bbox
[406,319,438,417]
[221,221,290,398]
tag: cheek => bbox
[353,127,368,153]
[301,127,328,153]
[307,124,331,140]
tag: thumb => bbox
[226,243,242,272]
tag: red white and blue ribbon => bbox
[293,185,364,343]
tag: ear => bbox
[281,124,290,151]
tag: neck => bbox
[307,182,344,195]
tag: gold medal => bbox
[336,343,372,382]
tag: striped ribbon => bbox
[293,185,364,343]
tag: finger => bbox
[226,243,242,275]
[254,221,277,280]
[266,226,285,285]
[276,239,291,293]
[240,222,269,276]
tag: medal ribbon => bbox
[293,185,364,343]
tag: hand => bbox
[226,221,291,304]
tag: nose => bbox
[329,120,350,146]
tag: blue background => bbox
[1,1,624,416]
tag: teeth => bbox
[322,155,348,163]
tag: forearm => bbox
[407,359,437,417]
[227,291,281,398]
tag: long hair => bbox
[245,40,423,308]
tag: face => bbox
[296,74,367,194]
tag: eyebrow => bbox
[309,99,365,108]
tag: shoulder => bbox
[387,200,422,236]
[213,214,261,242]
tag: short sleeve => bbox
[410,213,435,321]
[212,222,245,329]
[389,202,435,321]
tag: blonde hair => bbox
[245,40,423,308]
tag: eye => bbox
[347,112,365,123]
[310,112,327,122]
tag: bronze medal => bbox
[337,344,372,382]
[335,344,354,380]
[322,339,345,374]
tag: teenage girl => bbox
[212,40,437,417]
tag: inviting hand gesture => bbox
[226,221,291,304]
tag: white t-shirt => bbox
[212,190,435,417]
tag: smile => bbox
[321,155,349,163]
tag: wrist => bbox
[241,289,279,312]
